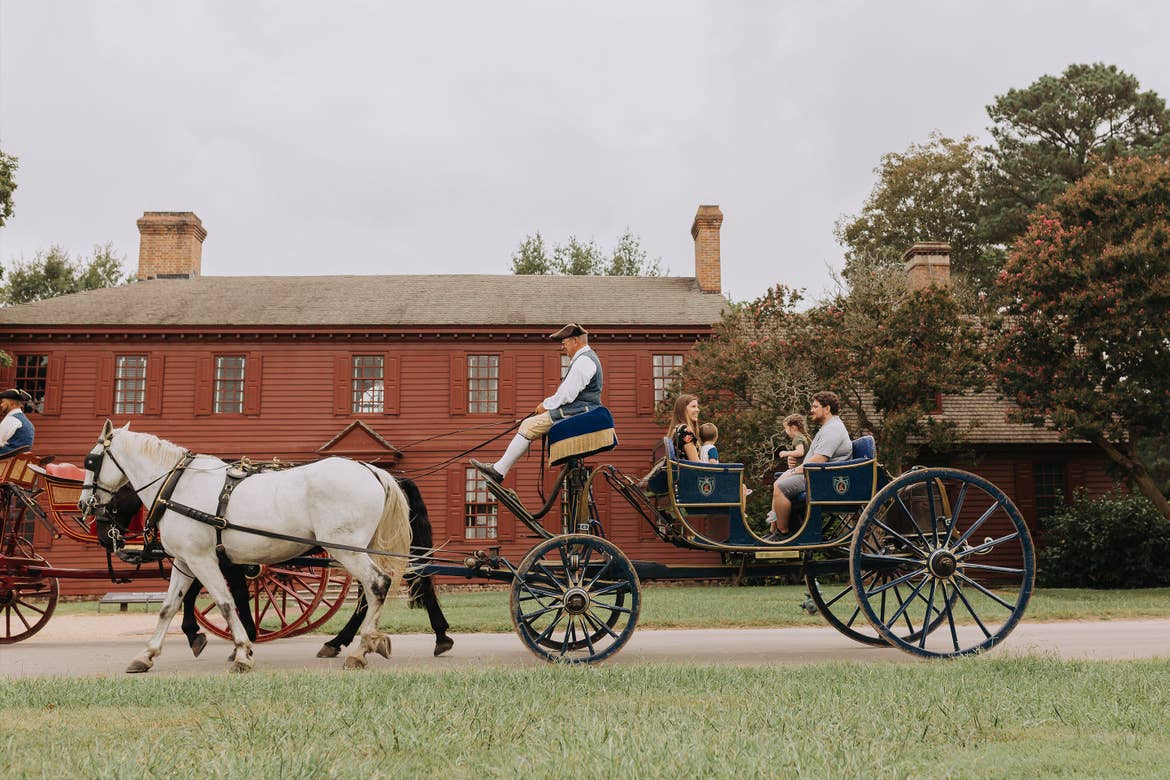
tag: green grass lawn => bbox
[55,585,1170,636]
[2,659,1167,777]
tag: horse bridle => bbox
[80,432,181,517]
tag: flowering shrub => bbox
[1038,491,1170,588]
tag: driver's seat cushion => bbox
[548,406,618,466]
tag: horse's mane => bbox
[117,428,189,463]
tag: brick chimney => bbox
[903,241,952,291]
[690,204,723,293]
[136,212,207,280]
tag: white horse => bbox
[78,421,412,673]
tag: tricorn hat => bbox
[0,388,31,402]
[549,323,588,340]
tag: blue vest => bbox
[549,349,603,421]
[0,411,34,456]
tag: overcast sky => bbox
[1,1,1168,304]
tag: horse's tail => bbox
[368,469,412,585]
[398,477,435,610]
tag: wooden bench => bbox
[98,591,168,613]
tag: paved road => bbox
[2,614,1167,678]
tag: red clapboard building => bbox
[0,211,1120,596]
[0,206,728,595]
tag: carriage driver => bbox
[471,323,602,483]
[0,388,36,458]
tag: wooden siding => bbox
[9,337,727,596]
[6,339,1123,597]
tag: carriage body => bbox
[486,408,1037,662]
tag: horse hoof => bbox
[373,636,392,660]
[316,644,341,659]
[434,636,454,657]
[125,659,152,674]
[230,660,253,674]
[190,633,208,658]
[343,656,368,670]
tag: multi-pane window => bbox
[464,467,498,539]
[352,356,384,413]
[652,354,684,404]
[214,356,246,414]
[561,354,571,380]
[1033,463,1066,523]
[114,356,147,415]
[15,354,48,413]
[467,355,499,414]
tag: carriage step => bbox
[753,550,801,560]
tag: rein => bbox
[391,417,526,479]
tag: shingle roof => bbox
[840,390,1071,446]
[0,274,728,328]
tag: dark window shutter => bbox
[144,353,166,415]
[543,352,561,389]
[599,356,609,406]
[447,466,465,541]
[41,354,65,416]
[95,352,115,416]
[0,361,14,388]
[384,354,401,416]
[243,352,264,416]
[1067,462,1083,503]
[1013,462,1036,530]
[449,353,467,416]
[499,355,516,416]
[194,354,214,416]
[334,355,352,416]
[635,354,654,414]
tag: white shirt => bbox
[0,411,25,445]
[543,346,598,411]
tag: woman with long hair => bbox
[669,393,701,462]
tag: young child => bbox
[776,414,809,470]
[698,422,719,463]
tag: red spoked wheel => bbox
[193,553,336,642]
[1,545,59,644]
[284,563,352,638]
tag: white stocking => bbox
[494,434,531,476]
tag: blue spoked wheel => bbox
[510,534,641,664]
[849,468,1035,658]
[805,507,956,646]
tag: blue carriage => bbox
[472,405,1035,663]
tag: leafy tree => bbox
[671,261,985,480]
[991,155,1170,520]
[836,133,990,285]
[980,63,1170,249]
[808,260,986,473]
[509,229,663,276]
[0,149,15,229]
[1,243,127,305]
[509,232,551,274]
[667,285,818,492]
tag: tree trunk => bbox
[1093,436,1170,522]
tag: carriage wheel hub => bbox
[563,587,589,615]
[928,550,958,578]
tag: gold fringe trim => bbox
[550,428,617,465]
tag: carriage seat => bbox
[0,448,40,487]
[648,436,744,509]
[45,462,86,481]
[547,406,618,466]
[794,435,878,506]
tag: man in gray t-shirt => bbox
[765,390,852,540]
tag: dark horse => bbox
[102,476,453,658]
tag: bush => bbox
[1038,490,1170,588]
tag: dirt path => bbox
[2,613,1167,678]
